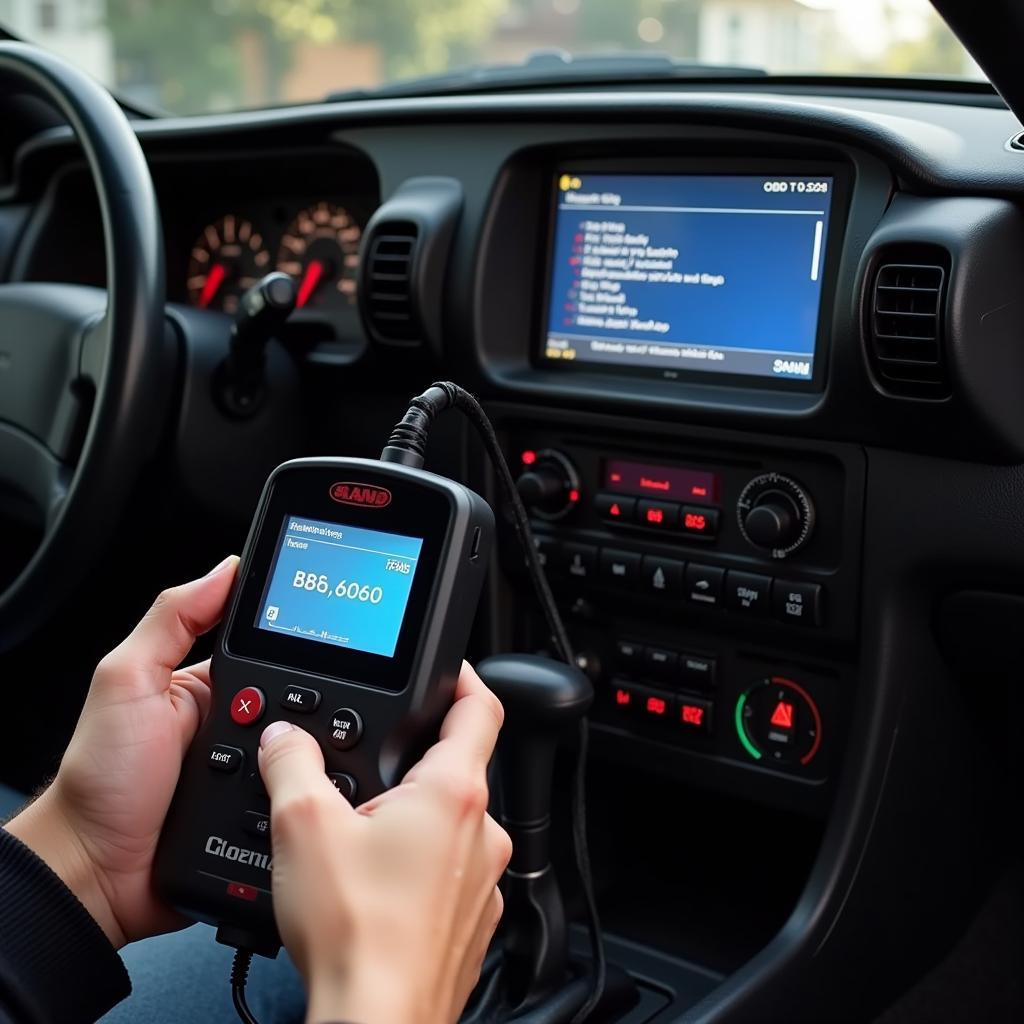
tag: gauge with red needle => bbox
[187,215,271,314]
[276,202,362,310]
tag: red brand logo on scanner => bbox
[329,482,392,508]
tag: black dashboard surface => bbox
[4,80,1024,1024]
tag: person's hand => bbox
[259,662,512,1024]
[5,555,238,948]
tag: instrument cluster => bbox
[184,200,364,316]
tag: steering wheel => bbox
[0,43,165,652]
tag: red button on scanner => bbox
[226,881,259,902]
[231,686,266,726]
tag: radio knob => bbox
[737,474,814,559]
[515,448,580,521]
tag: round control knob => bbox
[737,473,814,559]
[735,676,822,768]
[515,448,581,521]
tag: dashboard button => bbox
[637,687,673,725]
[561,543,598,581]
[678,697,714,735]
[726,571,773,616]
[609,681,641,716]
[637,500,679,530]
[640,554,685,596]
[644,647,678,680]
[595,493,637,524]
[532,535,555,571]
[680,653,717,690]
[685,564,725,608]
[680,506,720,539]
[600,548,641,585]
[773,580,823,626]
[615,639,644,668]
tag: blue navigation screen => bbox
[544,173,833,383]
[257,515,423,658]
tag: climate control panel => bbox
[500,427,860,806]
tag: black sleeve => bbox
[0,828,131,1023]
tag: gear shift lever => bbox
[476,654,593,1011]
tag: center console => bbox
[499,416,862,815]
[478,151,863,817]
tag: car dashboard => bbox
[3,81,1024,1022]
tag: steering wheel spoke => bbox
[0,423,70,529]
[0,283,107,460]
[0,42,166,651]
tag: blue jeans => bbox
[99,924,306,1024]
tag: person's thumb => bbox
[258,722,350,816]
[99,555,239,693]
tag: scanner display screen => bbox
[257,514,423,659]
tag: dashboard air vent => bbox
[868,257,948,396]
[363,223,419,344]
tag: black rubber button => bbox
[327,773,358,801]
[242,811,271,839]
[208,744,243,773]
[328,708,363,751]
[280,685,321,713]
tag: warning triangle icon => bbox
[770,701,794,729]
[610,503,621,517]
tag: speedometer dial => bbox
[276,202,361,310]
[187,215,271,314]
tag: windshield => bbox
[2,0,982,115]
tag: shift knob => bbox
[478,654,592,853]
[475,654,592,1010]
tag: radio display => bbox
[543,172,833,385]
[604,458,718,504]
[257,515,423,659]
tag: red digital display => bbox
[645,696,668,717]
[604,458,718,503]
[680,704,705,727]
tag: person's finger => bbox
[402,664,503,789]
[169,675,214,751]
[176,658,212,688]
[97,556,238,693]
[258,721,354,825]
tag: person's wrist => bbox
[305,958,427,1024]
[4,784,125,949]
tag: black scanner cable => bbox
[229,382,605,1024]
[381,382,606,1024]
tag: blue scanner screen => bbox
[257,514,423,659]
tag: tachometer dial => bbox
[187,215,271,314]
[276,202,361,310]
